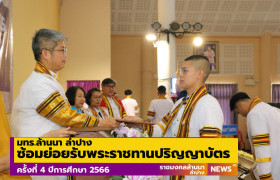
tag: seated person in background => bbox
[84,88,109,119]
[65,86,86,113]
[122,89,139,116]
[147,85,174,123]
[101,78,126,118]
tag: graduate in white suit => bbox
[146,55,224,180]
[230,92,280,180]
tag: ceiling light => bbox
[146,33,157,41]
[193,36,203,47]
[170,22,180,31]
[182,22,191,30]
[152,22,161,30]
[193,22,203,31]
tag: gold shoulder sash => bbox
[34,61,52,76]
[249,97,262,111]
[112,97,127,118]
[89,107,99,117]
[102,95,114,117]
[36,91,100,127]
[176,86,208,137]
[100,107,108,119]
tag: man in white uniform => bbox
[146,55,224,180]
[147,85,174,123]
[122,89,139,116]
[11,29,120,138]
[230,92,280,180]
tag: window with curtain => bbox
[272,84,280,103]
[206,84,238,125]
[67,80,100,94]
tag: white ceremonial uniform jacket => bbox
[11,68,99,138]
[155,94,224,180]
[11,71,65,137]
[247,102,280,179]
[152,94,224,138]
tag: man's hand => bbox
[98,117,121,129]
[123,116,144,123]
[41,127,77,138]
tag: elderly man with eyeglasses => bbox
[100,78,127,118]
[11,29,121,141]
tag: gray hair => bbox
[32,29,68,61]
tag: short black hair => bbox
[185,55,210,81]
[185,54,209,62]
[85,88,101,106]
[124,89,132,95]
[65,86,85,106]
[230,92,250,111]
[101,78,117,87]
[158,85,166,95]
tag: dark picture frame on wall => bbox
[194,41,219,73]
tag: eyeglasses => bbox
[105,85,116,89]
[179,67,192,74]
[45,48,67,54]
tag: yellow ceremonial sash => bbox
[89,107,108,119]
[169,176,184,180]
[102,95,126,118]
[36,91,100,128]
[34,61,52,76]
[165,86,208,137]
[146,100,182,137]
[170,86,222,180]
[112,97,126,118]
[249,97,262,111]
[147,111,155,117]
[147,86,222,139]
[102,95,114,117]
[89,107,99,117]
[252,134,270,147]
[100,107,108,119]
[259,172,272,180]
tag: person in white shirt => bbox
[122,89,139,116]
[147,85,174,123]
[230,92,280,180]
[146,55,224,180]
[9,29,139,180]
[84,88,109,119]
[11,29,121,138]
